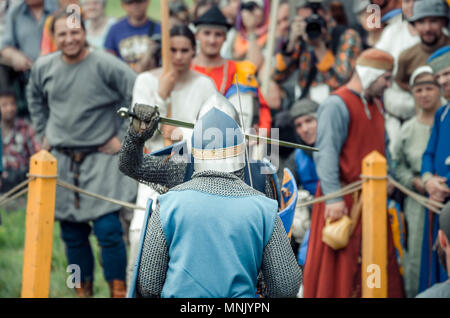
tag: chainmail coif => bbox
[136,170,302,298]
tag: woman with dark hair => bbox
[125,24,218,289]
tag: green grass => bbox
[105,0,194,21]
[1,0,200,299]
[0,203,110,298]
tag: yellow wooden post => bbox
[21,150,57,298]
[361,151,387,298]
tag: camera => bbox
[305,14,326,40]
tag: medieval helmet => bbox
[192,107,246,173]
[196,93,242,127]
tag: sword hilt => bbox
[117,107,137,120]
[117,105,159,123]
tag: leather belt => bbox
[54,146,99,209]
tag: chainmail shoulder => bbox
[119,127,188,190]
[264,174,277,200]
[261,216,303,298]
[170,170,265,197]
[136,203,169,298]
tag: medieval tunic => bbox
[419,103,450,292]
[393,116,432,297]
[305,86,404,298]
[26,49,138,222]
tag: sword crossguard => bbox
[117,104,160,123]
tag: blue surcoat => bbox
[419,104,450,292]
[294,149,318,195]
[157,189,278,298]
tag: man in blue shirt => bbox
[282,98,319,266]
[0,0,58,116]
[0,0,58,66]
[286,98,319,196]
[417,202,450,298]
[419,45,450,293]
[422,46,450,208]
[104,0,161,73]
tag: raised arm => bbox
[118,104,187,189]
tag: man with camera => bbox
[303,48,405,298]
[273,0,362,105]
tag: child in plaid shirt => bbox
[0,89,40,193]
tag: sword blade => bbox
[245,134,319,152]
[159,117,195,129]
[117,107,319,152]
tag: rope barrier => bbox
[0,174,145,211]
[0,187,28,208]
[56,180,145,211]
[0,168,444,215]
[360,174,388,181]
[297,180,363,208]
[0,177,33,206]
[387,177,443,214]
[296,174,444,214]
[27,173,58,179]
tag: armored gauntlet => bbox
[131,103,160,141]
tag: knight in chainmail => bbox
[123,104,302,298]
[118,94,278,200]
[119,95,287,292]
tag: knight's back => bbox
[157,171,278,298]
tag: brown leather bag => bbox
[322,191,363,250]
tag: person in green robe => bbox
[393,65,444,298]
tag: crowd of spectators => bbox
[0,0,449,298]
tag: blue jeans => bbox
[60,211,127,283]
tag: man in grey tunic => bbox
[26,9,137,298]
